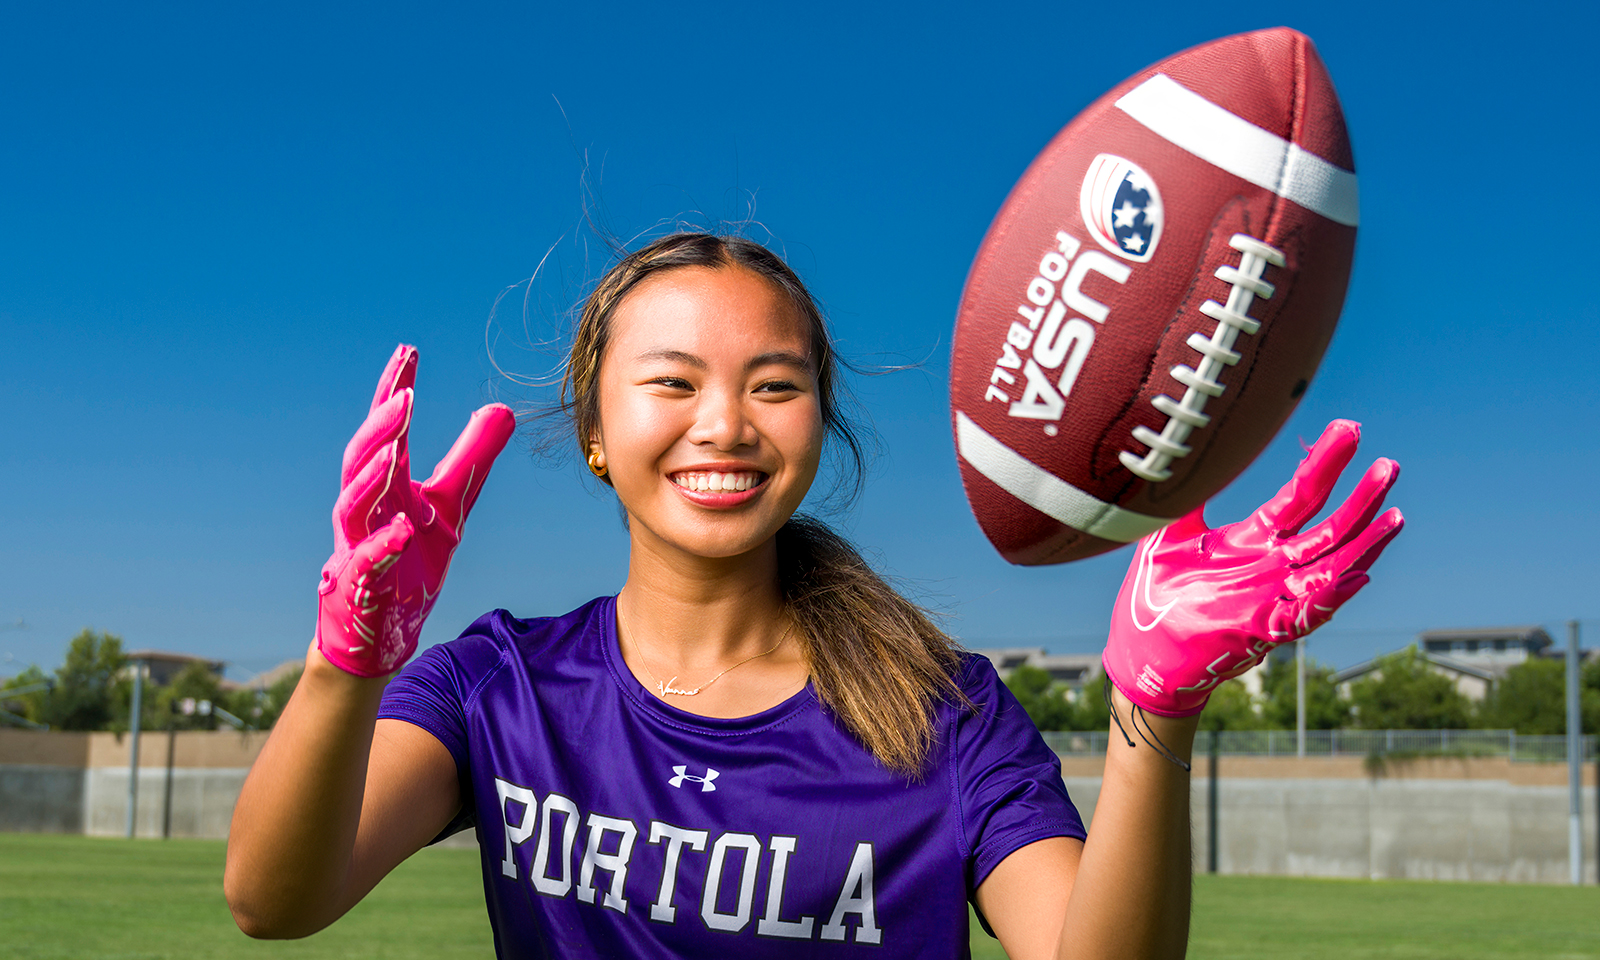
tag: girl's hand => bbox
[1102,419,1403,717]
[315,344,516,678]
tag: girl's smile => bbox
[594,264,824,562]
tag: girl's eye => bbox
[648,377,692,390]
[755,380,799,394]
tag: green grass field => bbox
[1,833,1595,959]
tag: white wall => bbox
[5,760,1596,884]
[1065,775,1599,883]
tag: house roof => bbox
[125,649,227,669]
[230,659,304,692]
[1332,651,1499,685]
[965,646,1046,666]
[967,647,1100,682]
[1415,625,1552,644]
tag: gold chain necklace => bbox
[617,600,787,697]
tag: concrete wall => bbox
[3,729,267,839]
[0,729,90,833]
[79,765,476,845]
[83,728,269,770]
[1060,755,1599,884]
[0,729,478,846]
[4,731,1597,882]
[0,728,91,765]
[83,767,252,839]
[0,765,86,833]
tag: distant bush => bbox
[0,665,52,725]
[234,666,301,729]
[3,630,299,732]
[1476,656,1600,735]
[1349,646,1472,730]
[1003,666,1116,732]
[1259,655,1350,729]
[1197,680,1264,732]
[1005,665,1073,731]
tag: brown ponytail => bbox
[559,232,967,776]
[777,516,968,776]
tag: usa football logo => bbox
[1079,154,1163,263]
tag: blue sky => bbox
[3,1,1596,680]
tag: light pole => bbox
[1567,621,1582,885]
[1296,638,1307,759]
[126,657,145,840]
[1208,729,1219,874]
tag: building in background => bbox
[968,647,1101,695]
[122,650,226,687]
[1330,626,1574,702]
[232,659,303,694]
[1421,625,1553,667]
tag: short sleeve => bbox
[950,655,1087,891]
[377,611,509,839]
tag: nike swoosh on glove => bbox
[1103,419,1404,717]
[315,344,516,678]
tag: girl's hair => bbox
[561,232,967,776]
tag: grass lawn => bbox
[0,832,494,959]
[1182,874,1599,960]
[2,833,1595,959]
[972,876,1600,960]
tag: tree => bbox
[1069,673,1113,732]
[153,661,227,730]
[109,663,163,734]
[1478,656,1600,735]
[1348,646,1472,729]
[1478,657,1563,734]
[1197,680,1264,732]
[1588,657,1600,734]
[1259,654,1351,730]
[225,666,301,729]
[1,665,52,725]
[43,630,125,731]
[1004,665,1074,731]
[256,666,301,728]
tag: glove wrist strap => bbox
[1105,681,1192,773]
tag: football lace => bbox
[1119,233,1286,483]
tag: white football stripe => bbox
[1115,73,1359,227]
[955,412,1171,543]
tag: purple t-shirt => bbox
[379,596,1084,958]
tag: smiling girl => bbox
[224,233,1400,959]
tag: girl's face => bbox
[594,264,825,563]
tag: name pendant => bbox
[658,677,702,697]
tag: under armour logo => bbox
[668,765,719,792]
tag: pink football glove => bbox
[1103,419,1403,717]
[315,345,516,678]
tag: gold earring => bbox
[587,452,607,478]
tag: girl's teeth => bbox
[677,472,758,493]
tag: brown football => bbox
[950,27,1358,564]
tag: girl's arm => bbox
[982,420,1401,959]
[226,345,514,937]
[976,690,1196,960]
[224,644,460,938]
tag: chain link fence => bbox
[1041,728,1600,761]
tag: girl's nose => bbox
[687,389,757,451]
